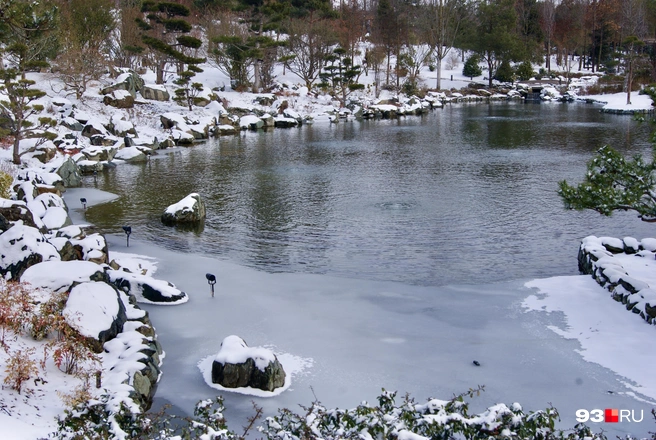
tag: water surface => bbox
[86,102,654,286]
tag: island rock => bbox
[211,335,286,392]
[161,193,206,225]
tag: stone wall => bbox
[578,235,656,326]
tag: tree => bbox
[0,68,55,165]
[539,0,557,72]
[558,145,656,222]
[494,58,515,83]
[280,18,337,89]
[421,0,469,90]
[136,1,205,84]
[173,66,204,110]
[0,0,59,79]
[54,0,116,99]
[462,54,482,79]
[318,47,364,107]
[464,0,521,88]
[515,59,535,81]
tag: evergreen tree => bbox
[0,69,56,165]
[462,54,482,80]
[0,0,59,79]
[494,59,515,83]
[515,60,535,81]
[559,145,656,222]
[136,1,205,84]
[318,47,364,107]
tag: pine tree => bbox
[0,69,56,165]
[318,47,364,107]
[462,54,482,80]
[136,1,205,84]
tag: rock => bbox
[101,71,145,97]
[115,146,148,163]
[56,157,82,188]
[161,193,206,225]
[103,90,135,108]
[109,271,188,304]
[239,114,264,130]
[211,335,286,392]
[0,200,41,229]
[63,281,128,352]
[107,114,138,137]
[0,224,60,280]
[141,84,170,101]
[21,260,109,292]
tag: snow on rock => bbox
[21,260,107,292]
[63,281,126,342]
[210,335,286,392]
[109,269,188,304]
[161,192,206,226]
[578,235,656,326]
[239,114,264,130]
[115,146,147,163]
[0,224,60,280]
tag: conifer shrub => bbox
[463,55,482,80]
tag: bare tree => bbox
[280,17,338,89]
[422,0,469,90]
[539,0,556,72]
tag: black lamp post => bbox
[206,273,216,297]
[122,226,132,247]
[80,198,87,210]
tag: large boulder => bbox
[63,281,128,352]
[0,199,41,229]
[141,84,170,101]
[21,260,109,293]
[56,157,82,188]
[0,224,60,280]
[161,193,206,226]
[109,270,188,304]
[211,335,286,392]
[103,90,135,109]
[100,71,145,98]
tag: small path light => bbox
[472,360,481,367]
[80,197,87,210]
[206,273,216,297]
[122,226,132,247]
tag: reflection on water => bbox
[86,102,654,286]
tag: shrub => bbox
[516,60,535,81]
[463,55,482,79]
[494,59,515,83]
[0,171,12,199]
[3,347,39,394]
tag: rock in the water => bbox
[211,335,286,392]
[109,271,188,304]
[161,193,206,225]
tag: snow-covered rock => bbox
[211,335,286,392]
[109,270,188,304]
[63,281,127,350]
[0,224,60,280]
[161,192,206,226]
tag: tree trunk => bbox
[12,133,21,165]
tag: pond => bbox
[86,101,655,287]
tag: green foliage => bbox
[0,68,50,164]
[318,47,363,106]
[54,396,240,440]
[515,60,535,81]
[137,0,205,84]
[463,54,482,79]
[558,145,656,222]
[494,59,515,83]
[261,388,609,440]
